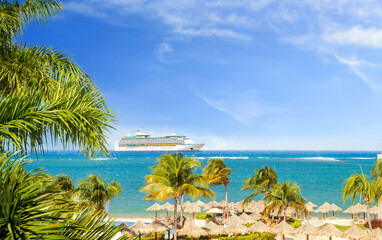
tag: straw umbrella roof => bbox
[343,225,367,239]
[294,221,319,235]
[183,201,192,207]
[224,214,243,225]
[248,221,270,233]
[120,223,136,236]
[147,203,164,211]
[365,227,382,240]
[330,203,343,212]
[185,205,201,214]
[305,201,318,209]
[194,200,205,207]
[148,219,170,232]
[343,205,357,214]
[162,202,174,211]
[357,204,368,213]
[178,220,207,237]
[130,220,153,234]
[163,216,182,229]
[270,221,295,235]
[370,205,379,214]
[202,222,223,235]
[315,202,332,213]
[250,212,262,220]
[224,222,248,235]
[239,212,254,224]
[319,223,343,238]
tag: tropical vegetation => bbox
[141,153,214,240]
[0,0,122,239]
[203,158,231,206]
[76,174,122,212]
[342,168,382,230]
[242,166,277,205]
[264,181,306,221]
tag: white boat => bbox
[114,130,204,151]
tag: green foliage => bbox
[0,152,127,239]
[217,232,276,240]
[372,158,382,179]
[264,182,306,220]
[242,166,277,204]
[144,232,165,240]
[0,0,116,157]
[203,158,231,187]
[195,213,215,220]
[76,174,122,212]
[287,217,301,228]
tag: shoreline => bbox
[114,217,153,223]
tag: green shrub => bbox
[143,232,165,240]
[195,213,215,220]
[287,217,301,228]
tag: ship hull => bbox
[114,143,204,152]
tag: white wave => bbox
[294,157,341,162]
[93,157,117,161]
[350,157,375,159]
[196,156,249,160]
[257,157,270,159]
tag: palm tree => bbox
[372,158,382,179]
[76,174,122,212]
[242,166,278,205]
[342,169,382,230]
[264,182,306,221]
[179,171,215,220]
[0,152,128,239]
[141,153,213,240]
[0,0,115,157]
[203,158,231,206]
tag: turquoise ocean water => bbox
[25,151,378,218]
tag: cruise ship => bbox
[114,130,204,151]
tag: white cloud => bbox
[324,26,382,48]
[196,91,282,125]
[155,42,175,63]
[335,55,382,92]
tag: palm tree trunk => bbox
[174,194,179,240]
[366,203,372,230]
[180,194,184,221]
[224,184,228,206]
[284,209,287,221]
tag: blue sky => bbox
[23,0,382,150]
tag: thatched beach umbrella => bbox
[294,221,319,240]
[224,214,242,225]
[365,227,382,240]
[319,223,343,240]
[330,203,342,216]
[184,205,201,219]
[343,224,367,240]
[178,220,207,240]
[270,221,294,240]
[305,201,318,209]
[224,222,248,240]
[120,223,136,237]
[202,221,223,237]
[248,221,270,238]
[194,199,205,207]
[162,202,174,217]
[370,205,379,219]
[250,212,262,221]
[147,203,164,219]
[148,220,170,240]
[344,205,358,219]
[315,202,331,218]
[130,220,153,240]
[239,212,254,224]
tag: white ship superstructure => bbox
[114,130,204,151]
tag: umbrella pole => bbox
[168,230,170,240]
[283,234,286,240]
[193,212,195,219]
[351,214,353,219]
[139,233,141,240]
[235,233,238,240]
[167,210,168,217]
[155,232,157,240]
[363,212,365,220]
[329,237,332,240]
[155,211,157,219]
[333,211,334,216]
[306,234,309,240]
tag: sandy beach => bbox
[114,217,153,223]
